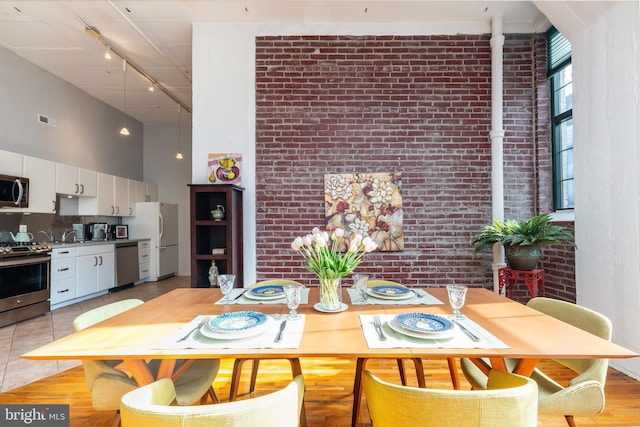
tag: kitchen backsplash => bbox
[0,196,119,243]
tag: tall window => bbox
[548,27,573,210]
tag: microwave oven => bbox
[0,174,29,208]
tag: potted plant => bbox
[471,213,575,270]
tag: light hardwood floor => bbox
[1,276,639,426]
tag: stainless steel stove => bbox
[0,241,52,327]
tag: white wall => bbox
[571,2,640,379]
[0,46,144,179]
[143,121,192,276]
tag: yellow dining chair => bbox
[120,375,305,427]
[351,279,460,427]
[72,299,220,427]
[229,279,305,401]
[362,369,538,427]
[459,297,612,427]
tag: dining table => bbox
[22,286,638,426]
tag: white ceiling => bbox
[0,1,548,125]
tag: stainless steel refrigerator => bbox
[124,202,178,280]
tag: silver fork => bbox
[373,315,387,341]
[177,317,206,342]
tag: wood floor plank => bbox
[1,358,639,426]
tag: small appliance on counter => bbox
[86,223,108,240]
[72,224,85,241]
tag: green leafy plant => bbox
[471,213,575,254]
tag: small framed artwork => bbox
[207,153,242,184]
[115,225,128,239]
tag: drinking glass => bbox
[283,284,302,320]
[217,274,236,302]
[446,284,468,320]
[353,274,369,303]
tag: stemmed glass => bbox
[217,274,236,303]
[446,284,468,321]
[353,274,369,303]
[283,284,302,320]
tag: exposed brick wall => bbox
[255,34,576,299]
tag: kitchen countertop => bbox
[51,238,149,248]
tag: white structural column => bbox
[490,16,507,292]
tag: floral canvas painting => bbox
[324,172,403,252]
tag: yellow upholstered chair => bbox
[73,299,220,426]
[352,279,460,427]
[121,375,305,427]
[229,279,305,401]
[460,297,612,427]
[363,369,538,427]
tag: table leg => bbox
[124,359,156,386]
[351,358,367,427]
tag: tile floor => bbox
[0,275,190,392]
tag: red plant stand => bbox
[498,268,545,299]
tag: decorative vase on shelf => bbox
[208,261,218,287]
[318,276,343,311]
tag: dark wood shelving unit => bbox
[189,184,244,288]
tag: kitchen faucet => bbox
[38,230,55,242]
[61,229,77,242]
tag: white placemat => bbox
[360,314,509,349]
[155,314,305,349]
[215,288,310,305]
[347,288,443,305]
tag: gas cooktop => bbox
[0,242,52,258]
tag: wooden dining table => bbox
[22,287,638,424]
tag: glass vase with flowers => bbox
[291,227,378,311]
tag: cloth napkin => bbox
[360,314,509,349]
[215,287,310,305]
[347,288,443,305]
[154,314,305,349]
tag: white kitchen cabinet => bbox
[78,172,130,216]
[134,180,157,203]
[0,150,23,176]
[56,163,97,197]
[21,156,56,213]
[76,244,115,297]
[126,179,136,216]
[50,247,77,305]
[138,240,151,280]
[114,175,129,216]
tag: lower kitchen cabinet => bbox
[138,240,151,281]
[76,244,115,296]
[50,247,78,305]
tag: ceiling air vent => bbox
[38,113,57,128]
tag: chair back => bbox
[363,369,538,427]
[73,299,144,331]
[251,279,304,287]
[121,375,305,427]
[527,297,612,383]
[367,279,403,288]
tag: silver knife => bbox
[274,320,287,342]
[231,289,247,301]
[457,321,481,342]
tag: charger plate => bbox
[245,285,285,300]
[391,312,455,339]
[201,312,272,339]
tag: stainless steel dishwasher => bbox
[115,241,139,287]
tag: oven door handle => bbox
[0,255,51,268]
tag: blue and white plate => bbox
[207,311,267,333]
[367,286,413,300]
[246,285,285,300]
[393,313,454,336]
[371,285,410,297]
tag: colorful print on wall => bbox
[324,172,403,252]
[208,153,241,184]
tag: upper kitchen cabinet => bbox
[23,156,56,213]
[78,173,132,216]
[0,150,23,177]
[56,164,97,198]
[134,180,157,203]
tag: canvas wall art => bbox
[208,153,242,184]
[324,172,403,252]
